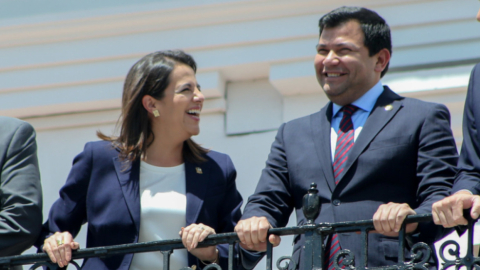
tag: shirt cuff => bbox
[455,189,474,195]
[239,246,264,270]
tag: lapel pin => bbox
[384,104,393,111]
[195,167,203,174]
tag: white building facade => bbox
[0,0,479,268]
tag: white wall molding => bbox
[0,0,435,49]
[19,97,225,131]
[382,64,474,94]
[0,98,121,119]
[226,79,282,135]
[25,109,121,132]
[269,60,320,96]
[197,71,225,99]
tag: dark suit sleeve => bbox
[239,123,294,269]
[414,103,457,215]
[217,154,243,233]
[452,64,480,195]
[241,123,293,227]
[0,121,43,256]
[214,155,245,270]
[35,143,92,247]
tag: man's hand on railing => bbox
[42,231,80,268]
[432,191,480,227]
[372,202,418,237]
[180,223,218,263]
[234,216,281,252]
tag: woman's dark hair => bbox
[318,6,392,78]
[98,50,208,164]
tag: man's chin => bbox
[322,87,345,97]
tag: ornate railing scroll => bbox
[0,182,477,270]
[438,209,480,270]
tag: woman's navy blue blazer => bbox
[37,140,244,270]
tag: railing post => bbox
[358,228,368,269]
[302,183,321,270]
[161,250,173,270]
[312,229,325,270]
[266,241,273,270]
[228,243,234,270]
[462,209,478,270]
[397,221,406,265]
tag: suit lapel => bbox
[337,86,404,183]
[114,158,141,234]
[311,104,336,192]
[185,160,210,225]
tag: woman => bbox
[37,50,243,270]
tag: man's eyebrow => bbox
[316,42,358,49]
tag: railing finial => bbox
[302,182,320,224]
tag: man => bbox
[432,7,480,228]
[0,116,43,260]
[235,6,458,269]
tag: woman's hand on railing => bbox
[372,202,418,237]
[42,231,80,268]
[180,223,218,263]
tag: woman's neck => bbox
[143,137,184,167]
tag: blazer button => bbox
[333,199,341,206]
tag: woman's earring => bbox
[153,110,160,118]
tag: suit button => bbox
[333,199,341,206]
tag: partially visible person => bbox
[35,50,244,270]
[431,4,480,254]
[235,6,458,270]
[0,116,43,261]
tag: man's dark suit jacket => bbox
[37,140,243,270]
[241,86,458,269]
[0,116,43,260]
[452,63,480,195]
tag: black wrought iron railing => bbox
[0,183,478,270]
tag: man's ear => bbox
[374,48,391,73]
[142,95,158,114]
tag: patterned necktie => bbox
[327,104,358,270]
[332,104,358,184]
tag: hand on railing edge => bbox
[180,223,218,262]
[234,216,281,252]
[372,202,418,237]
[433,191,480,228]
[42,231,80,268]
